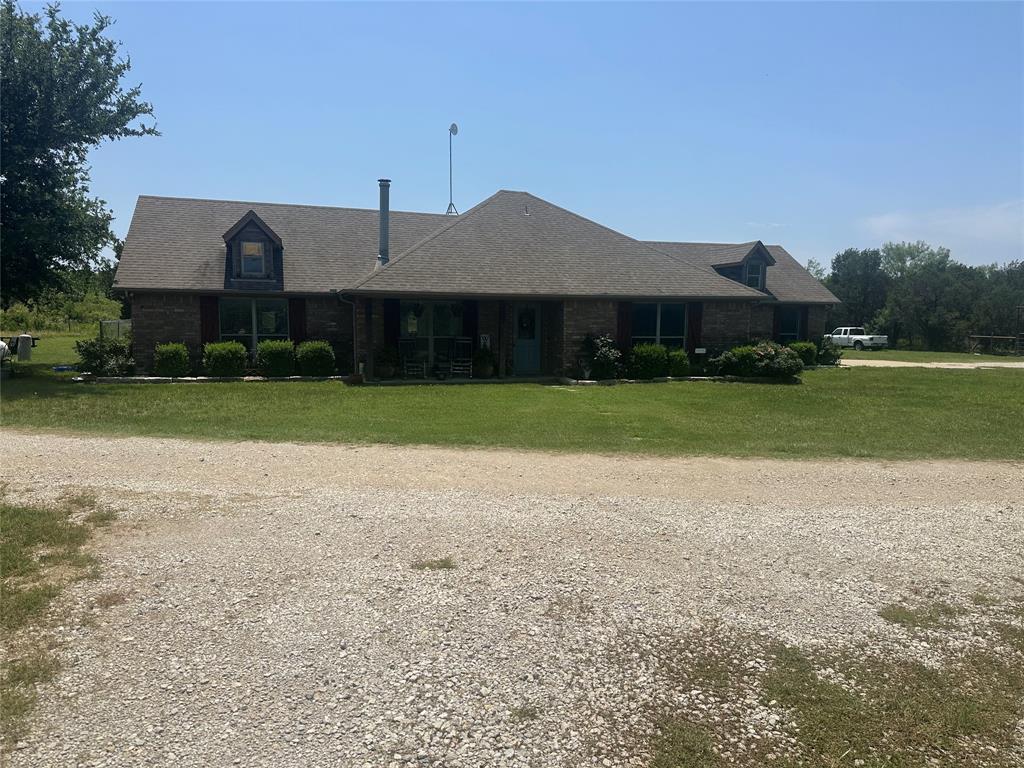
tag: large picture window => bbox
[219,297,288,351]
[631,303,686,348]
[399,301,466,365]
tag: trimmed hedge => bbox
[709,341,803,379]
[295,340,336,376]
[203,341,247,377]
[788,341,818,367]
[256,339,295,377]
[667,348,691,377]
[153,343,190,377]
[75,337,133,376]
[630,343,669,379]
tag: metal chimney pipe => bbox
[377,178,391,267]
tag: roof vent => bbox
[523,203,530,216]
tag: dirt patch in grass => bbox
[94,591,129,609]
[411,556,456,571]
[0,493,117,744]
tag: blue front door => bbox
[513,303,541,375]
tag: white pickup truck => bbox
[825,327,888,350]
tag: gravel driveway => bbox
[3,431,1023,767]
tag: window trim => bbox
[630,302,687,348]
[745,261,764,290]
[240,241,267,277]
[219,297,289,352]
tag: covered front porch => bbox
[353,297,565,380]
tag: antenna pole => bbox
[446,123,459,215]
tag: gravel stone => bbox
[2,431,1022,767]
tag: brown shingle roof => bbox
[114,195,450,293]
[645,241,839,304]
[351,191,764,300]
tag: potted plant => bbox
[373,345,399,378]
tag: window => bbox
[219,297,288,351]
[631,302,686,348]
[240,241,266,276]
[777,306,802,343]
[399,301,466,365]
[745,261,764,290]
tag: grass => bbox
[0,493,115,743]
[878,601,964,630]
[411,556,456,571]
[762,642,1024,767]
[645,616,1024,768]
[843,348,1018,363]
[3,366,1024,460]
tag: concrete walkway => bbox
[841,358,1024,369]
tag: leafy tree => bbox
[0,1,157,307]
[805,258,827,282]
[825,248,889,327]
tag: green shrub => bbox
[581,334,622,380]
[75,337,133,376]
[203,341,247,377]
[630,343,669,379]
[295,340,336,376]
[817,338,843,366]
[152,343,190,377]
[667,348,691,377]
[255,339,295,377]
[788,341,818,367]
[709,341,802,378]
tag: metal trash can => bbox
[17,333,33,361]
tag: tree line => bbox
[807,242,1023,352]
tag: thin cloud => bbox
[861,200,1024,264]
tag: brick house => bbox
[115,181,838,376]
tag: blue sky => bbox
[53,1,1023,267]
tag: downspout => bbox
[335,291,358,375]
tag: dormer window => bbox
[241,241,266,276]
[745,262,764,290]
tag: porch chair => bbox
[450,337,473,378]
[399,340,427,378]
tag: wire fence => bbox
[99,319,132,339]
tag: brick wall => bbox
[130,293,201,373]
[306,296,354,373]
[749,304,775,341]
[701,301,754,348]
[540,301,563,375]
[807,305,830,339]
[561,299,617,373]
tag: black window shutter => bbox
[382,299,400,347]
[462,300,479,346]
[686,303,703,352]
[288,298,307,342]
[200,296,219,344]
[616,302,632,350]
[800,305,810,341]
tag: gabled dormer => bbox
[222,210,284,291]
[711,241,775,293]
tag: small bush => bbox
[817,338,843,366]
[630,343,669,379]
[255,339,295,377]
[75,337,133,376]
[709,341,802,378]
[667,348,691,377]
[788,341,818,367]
[581,334,622,380]
[295,340,336,376]
[203,341,247,377]
[152,343,190,377]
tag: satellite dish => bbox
[449,123,459,136]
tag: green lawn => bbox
[843,348,1019,363]
[3,366,1023,460]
